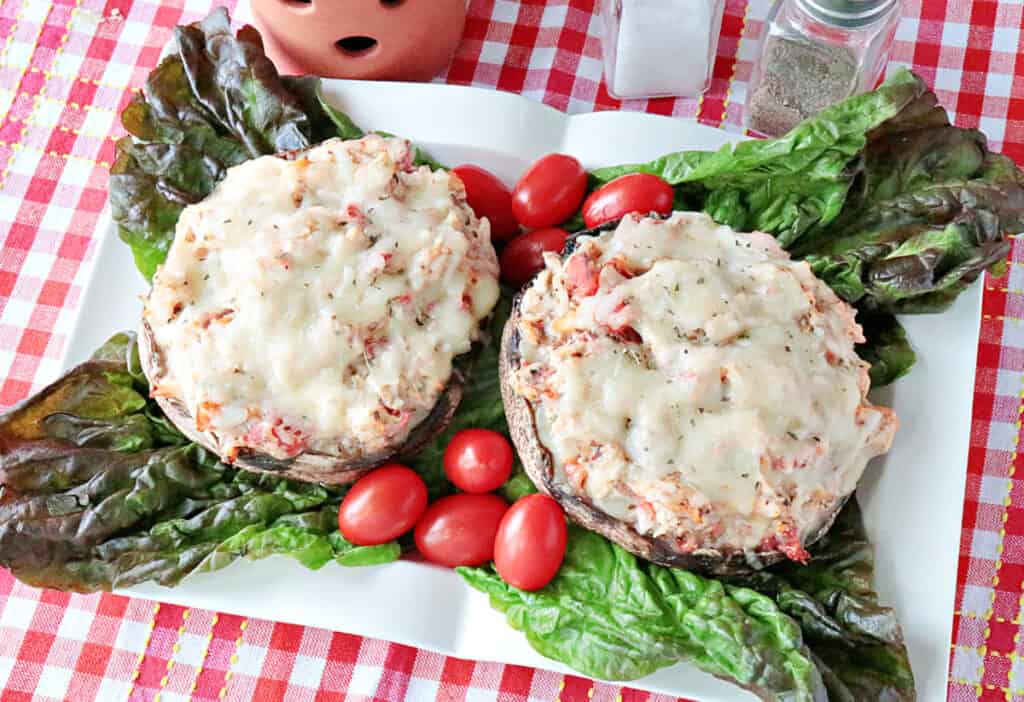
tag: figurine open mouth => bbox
[336,36,379,57]
[250,0,467,81]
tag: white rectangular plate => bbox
[60,80,977,700]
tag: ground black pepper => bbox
[746,34,858,136]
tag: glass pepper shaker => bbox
[745,0,902,136]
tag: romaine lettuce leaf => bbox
[461,502,913,702]
[854,313,916,388]
[460,527,828,700]
[315,82,365,141]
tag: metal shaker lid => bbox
[796,0,900,27]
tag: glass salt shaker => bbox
[745,0,901,136]
[601,0,727,99]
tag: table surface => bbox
[0,0,1022,700]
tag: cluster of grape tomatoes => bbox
[337,429,566,591]
[453,155,674,286]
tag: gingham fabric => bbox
[0,0,1021,700]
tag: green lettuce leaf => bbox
[315,82,365,141]
[728,502,915,702]
[590,69,1022,303]
[459,527,827,700]
[202,503,397,571]
[854,314,916,387]
[282,75,356,146]
[0,333,399,593]
[460,503,913,701]
[498,467,539,502]
[803,148,1022,313]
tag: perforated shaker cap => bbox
[796,0,900,27]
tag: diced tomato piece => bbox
[198,308,234,329]
[346,203,366,222]
[615,326,642,344]
[567,254,600,298]
[760,525,810,563]
[382,405,410,423]
[244,423,265,446]
[598,298,642,344]
[674,535,699,554]
[381,404,413,433]
[776,524,810,563]
[244,416,307,458]
[564,459,588,490]
[270,421,307,457]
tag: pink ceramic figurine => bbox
[251,0,467,81]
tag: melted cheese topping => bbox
[512,212,897,558]
[145,136,500,461]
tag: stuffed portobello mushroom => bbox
[141,135,500,483]
[500,212,898,574]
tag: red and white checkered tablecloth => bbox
[0,0,1022,699]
